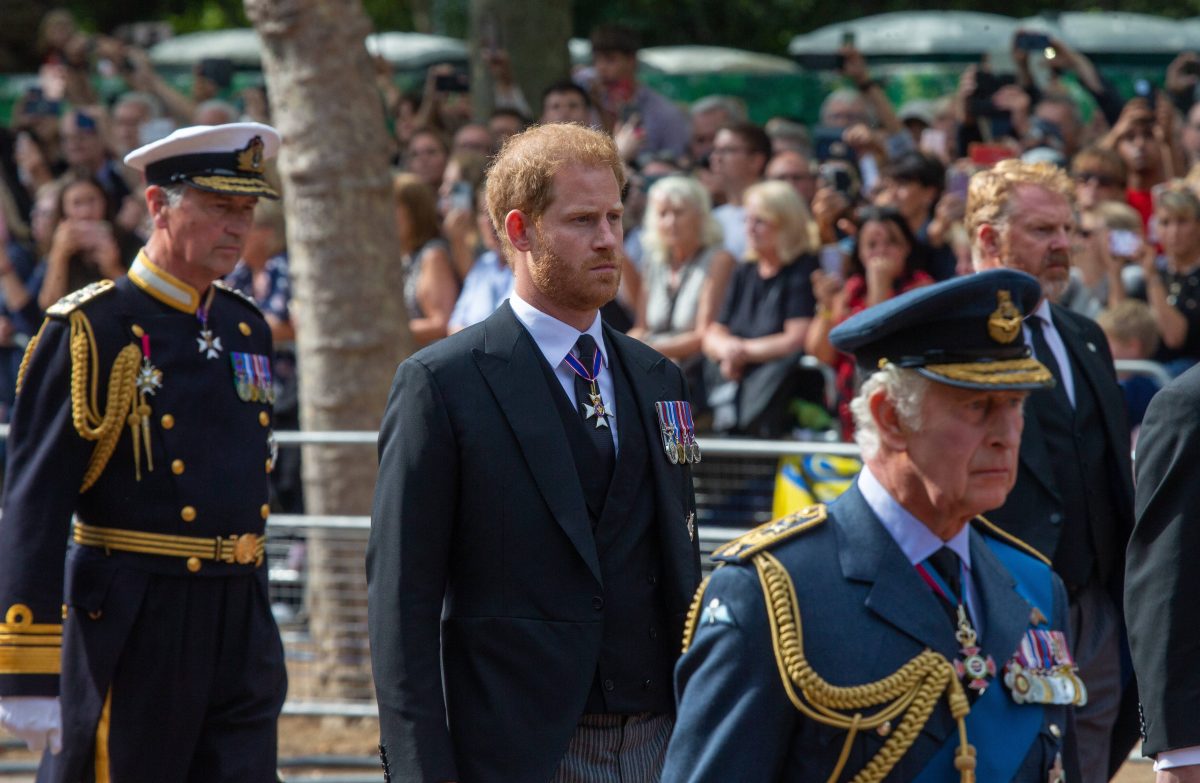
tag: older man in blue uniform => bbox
[0,123,286,781]
[662,269,1082,782]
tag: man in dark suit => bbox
[1128,368,1200,779]
[367,123,701,783]
[663,269,1081,782]
[968,160,1136,783]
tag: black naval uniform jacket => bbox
[367,302,702,783]
[0,270,282,774]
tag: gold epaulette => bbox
[972,516,1051,566]
[213,281,263,315]
[46,280,116,318]
[711,504,827,564]
[0,604,62,676]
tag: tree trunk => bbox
[467,0,571,121]
[246,0,410,701]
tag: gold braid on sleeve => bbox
[680,574,712,654]
[67,311,148,491]
[753,551,976,783]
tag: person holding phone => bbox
[581,24,689,160]
[806,206,933,436]
[33,173,137,313]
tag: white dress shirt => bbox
[1023,299,1076,408]
[509,292,619,452]
[859,465,980,628]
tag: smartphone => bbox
[818,244,844,279]
[841,31,856,49]
[435,72,470,93]
[75,112,98,131]
[198,57,234,90]
[1183,61,1200,77]
[796,52,844,71]
[1134,79,1156,100]
[1109,229,1141,258]
[1014,31,1051,51]
[813,125,856,164]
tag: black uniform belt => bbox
[73,522,265,568]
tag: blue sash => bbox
[912,537,1053,783]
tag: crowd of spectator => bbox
[5,11,1200,453]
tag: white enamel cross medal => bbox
[584,386,611,429]
[197,328,223,359]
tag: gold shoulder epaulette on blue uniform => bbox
[711,504,828,563]
[684,501,980,783]
[972,516,1051,566]
[213,280,264,316]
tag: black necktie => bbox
[927,546,964,629]
[572,335,615,479]
[1029,316,1071,408]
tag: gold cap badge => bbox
[236,136,265,174]
[987,290,1022,344]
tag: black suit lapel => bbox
[1017,394,1062,501]
[473,304,602,584]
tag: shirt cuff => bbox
[1155,746,1200,769]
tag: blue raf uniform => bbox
[662,270,1083,782]
[0,124,287,782]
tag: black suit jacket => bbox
[367,303,701,783]
[1128,362,1200,755]
[984,304,1134,593]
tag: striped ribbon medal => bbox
[563,349,610,429]
[655,401,701,465]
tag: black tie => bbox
[572,335,616,480]
[927,546,964,629]
[1029,316,1071,408]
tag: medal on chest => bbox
[952,604,996,693]
[196,287,223,360]
[564,347,610,429]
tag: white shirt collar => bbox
[509,292,608,370]
[858,465,972,569]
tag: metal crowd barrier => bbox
[266,433,860,718]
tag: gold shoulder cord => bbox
[15,318,49,395]
[754,551,976,783]
[680,574,712,654]
[67,311,150,491]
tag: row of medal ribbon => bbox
[655,401,701,465]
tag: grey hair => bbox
[641,175,723,259]
[161,183,188,207]
[114,91,163,119]
[690,95,747,124]
[193,99,239,125]
[849,364,930,460]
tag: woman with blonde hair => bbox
[630,175,734,364]
[701,180,821,435]
[394,172,459,345]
